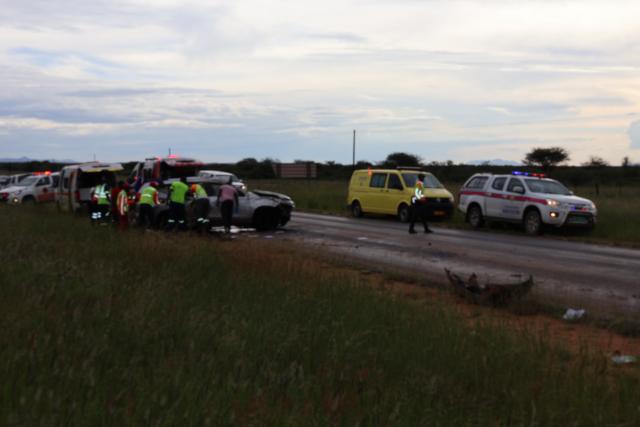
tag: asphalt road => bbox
[287,212,640,320]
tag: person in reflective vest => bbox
[166,177,190,231]
[90,174,111,225]
[191,183,210,233]
[116,183,130,231]
[409,174,433,234]
[138,181,159,229]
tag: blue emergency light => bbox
[511,171,545,178]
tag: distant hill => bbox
[467,159,521,166]
[0,157,77,163]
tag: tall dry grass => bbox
[1,205,639,425]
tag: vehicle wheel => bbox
[467,205,484,228]
[397,203,410,222]
[253,208,280,231]
[524,209,542,235]
[351,201,363,218]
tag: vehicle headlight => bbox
[546,199,560,207]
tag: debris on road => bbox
[445,269,534,306]
[611,351,637,365]
[562,308,586,321]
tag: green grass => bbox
[2,205,640,425]
[249,179,640,245]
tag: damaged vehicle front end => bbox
[152,180,294,231]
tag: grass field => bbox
[248,179,640,245]
[2,205,640,425]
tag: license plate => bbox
[433,210,446,216]
[568,216,588,224]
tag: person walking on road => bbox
[409,174,433,234]
[166,177,190,232]
[216,176,239,234]
[191,183,210,233]
[138,181,159,229]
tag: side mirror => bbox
[513,186,525,194]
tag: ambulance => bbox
[347,168,455,222]
[56,162,123,213]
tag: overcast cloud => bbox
[1,0,640,164]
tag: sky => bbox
[1,0,640,165]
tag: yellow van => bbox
[347,168,454,222]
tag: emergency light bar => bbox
[33,171,52,175]
[512,171,545,178]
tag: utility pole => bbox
[352,129,356,170]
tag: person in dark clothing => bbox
[409,174,433,234]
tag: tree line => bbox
[1,147,638,186]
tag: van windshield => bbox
[402,173,443,189]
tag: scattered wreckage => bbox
[445,268,534,306]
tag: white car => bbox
[197,170,246,191]
[1,173,31,189]
[458,172,597,235]
[0,172,60,204]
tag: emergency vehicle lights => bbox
[511,171,546,178]
[33,171,52,175]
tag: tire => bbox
[397,203,410,222]
[524,209,542,235]
[253,208,280,231]
[467,205,484,228]
[351,201,363,218]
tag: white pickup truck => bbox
[0,172,60,204]
[458,172,597,235]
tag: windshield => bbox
[402,173,444,189]
[524,179,572,195]
[17,176,38,187]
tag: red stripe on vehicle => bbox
[459,190,546,206]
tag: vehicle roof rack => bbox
[395,166,423,171]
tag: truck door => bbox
[36,176,53,202]
[485,176,507,217]
[502,177,525,220]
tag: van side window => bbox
[388,174,403,190]
[506,178,524,193]
[465,176,488,189]
[370,173,387,188]
[52,175,60,187]
[491,177,507,191]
